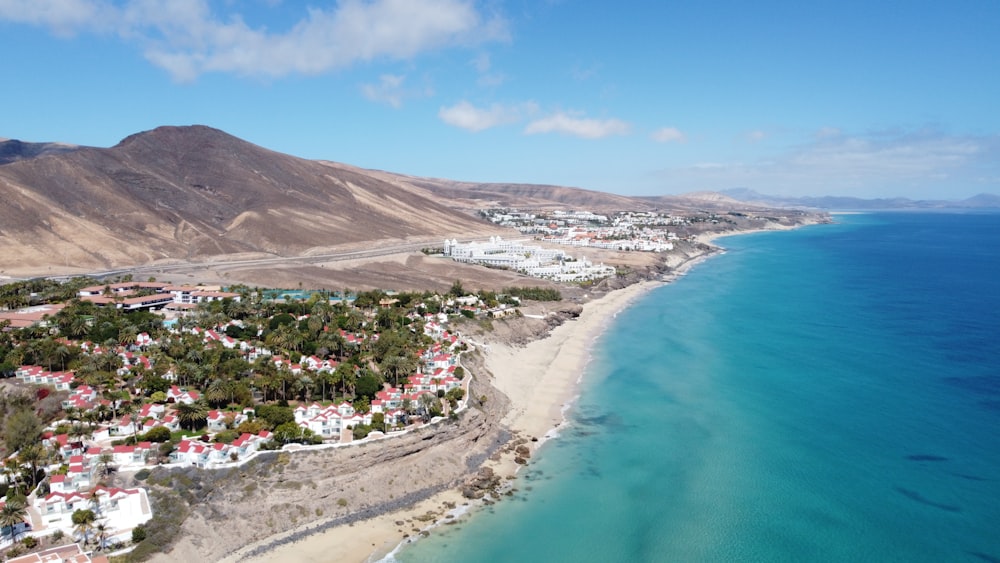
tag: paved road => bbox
[85,240,439,280]
[43,236,496,282]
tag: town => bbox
[0,277,534,560]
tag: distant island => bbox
[716,188,1000,210]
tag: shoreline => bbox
[229,244,723,563]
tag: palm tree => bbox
[72,508,96,545]
[204,379,230,408]
[17,444,44,489]
[317,370,336,402]
[118,401,140,444]
[96,453,116,486]
[175,401,209,431]
[418,393,437,419]
[69,422,91,441]
[67,315,90,339]
[54,343,72,371]
[380,354,416,388]
[0,499,27,542]
[334,362,355,398]
[298,375,313,402]
[95,403,112,423]
[95,520,110,550]
[82,409,100,430]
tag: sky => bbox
[1,0,999,199]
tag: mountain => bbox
[0,125,504,274]
[0,139,79,165]
[718,188,1000,210]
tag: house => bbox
[137,403,165,420]
[207,410,247,432]
[62,385,98,410]
[166,386,200,404]
[110,415,141,437]
[111,442,153,466]
[37,486,153,542]
[172,440,211,467]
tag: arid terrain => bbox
[0,125,828,562]
[0,125,807,290]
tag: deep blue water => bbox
[395,212,1000,563]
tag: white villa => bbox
[443,236,615,282]
[36,485,153,544]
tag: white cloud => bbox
[745,130,767,143]
[656,129,1000,198]
[524,112,630,139]
[438,100,533,132]
[0,0,113,35]
[361,74,407,108]
[0,0,509,81]
[651,127,687,143]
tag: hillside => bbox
[0,126,504,275]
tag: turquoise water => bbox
[395,212,1000,563]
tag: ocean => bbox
[394,212,1000,563]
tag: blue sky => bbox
[1,0,998,199]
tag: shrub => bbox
[256,404,294,429]
[134,468,151,481]
[214,430,239,444]
[132,524,147,543]
[351,423,372,440]
[235,419,267,435]
[143,425,172,443]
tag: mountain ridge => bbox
[0,125,505,275]
[719,188,1000,210]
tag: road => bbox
[43,237,476,282]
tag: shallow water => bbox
[395,212,1000,563]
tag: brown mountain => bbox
[0,125,506,275]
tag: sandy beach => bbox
[228,252,718,563]
[230,283,659,563]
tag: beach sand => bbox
[231,254,719,563]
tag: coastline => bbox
[228,244,723,563]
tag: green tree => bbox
[371,412,386,432]
[273,421,312,444]
[255,404,294,429]
[355,374,381,401]
[142,426,172,443]
[5,409,42,454]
